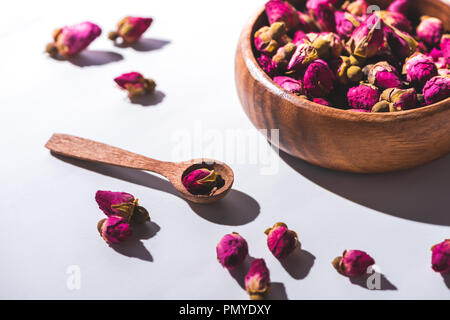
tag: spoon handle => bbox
[45,134,175,176]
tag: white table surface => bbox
[0,0,449,300]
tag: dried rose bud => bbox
[347,65,363,82]
[114,72,156,98]
[403,53,438,90]
[98,215,132,244]
[423,76,450,105]
[303,59,335,97]
[293,30,308,45]
[343,0,368,17]
[264,222,299,259]
[245,259,270,300]
[332,249,375,277]
[287,40,319,74]
[379,10,411,33]
[387,0,409,16]
[306,0,337,32]
[431,239,450,274]
[334,56,352,84]
[258,54,278,77]
[346,13,385,59]
[334,10,360,40]
[313,97,331,105]
[216,233,249,269]
[254,22,289,55]
[347,83,380,111]
[298,11,318,33]
[274,76,304,95]
[371,100,390,112]
[108,17,152,44]
[367,61,402,89]
[182,168,221,195]
[95,190,150,224]
[384,25,417,60]
[380,87,417,111]
[272,42,297,71]
[417,16,443,47]
[265,0,300,30]
[311,32,344,60]
[45,21,101,58]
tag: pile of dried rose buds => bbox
[95,190,150,244]
[255,0,450,112]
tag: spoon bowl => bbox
[45,134,234,204]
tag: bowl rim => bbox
[240,3,450,122]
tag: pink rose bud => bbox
[332,249,375,277]
[254,22,290,56]
[384,25,417,60]
[313,97,331,105]
[216,233,249,269]
[306,0,337,32]
[245,259,270,300]
[265,0,300,31]
[423,76,450,105]
[310,32,344,60]
[304,59,335,97]
[346,13,385,59]
[293,30,308,45]
[343,0,368,17]
[272,42,297,71]
[114,72,156,98]
[274,76,304,95]
[367,61,403,90]
[403,53,438,90]
[95,190,150,224]
[380,87,418,111]
[298,11,318,33]
[440,34,450,58]
[265,222,299,259]
[347,83,380,111]
[334,11,361,40]
[417,16,443,47]
[257,54,278,77]
[379,10,411,33]
[182,168,222,195]
[108,17,153,44]
[431,239,450,274]
[98,215,132,244]
[46,21,101,58]
[387,0,409,16]
[287,40,319,74]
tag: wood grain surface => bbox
[235,0,450,173]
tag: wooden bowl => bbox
[235,0,450,173]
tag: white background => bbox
[0,0,449,299]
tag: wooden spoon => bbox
[45,133,234,204]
